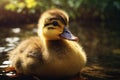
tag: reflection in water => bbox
[0,24,37,53]
[0,24,37,62]
[0,61,11,69]
[0,37,20,53]
[0,47,5,53]
[4,47,15,52]
[5,37,20,43]
[5,37,20,46]
[11,28,21,34]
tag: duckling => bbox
[8,9,87,78]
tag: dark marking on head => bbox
[44,21,59,27]
[50,13,67,25]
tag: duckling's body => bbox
[8,9,87,78]
[43,40,86,77]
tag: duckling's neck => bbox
[47,40,65,45]
[46,39,69,48]
[46,40,67,49]
[40,37,73,56]
[45,40,70,56]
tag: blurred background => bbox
[0,0,120,80]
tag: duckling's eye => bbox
[52,21,59,26]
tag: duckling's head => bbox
[38,9,78,41]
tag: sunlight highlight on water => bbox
[11,28,21,33]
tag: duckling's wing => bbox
[8,37,41,59]
[8,37,44,66]
[22,37,43,59]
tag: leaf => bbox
[18,2,25,8]
[25,0,37,8]
[5,3,17,11]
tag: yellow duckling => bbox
[8,9,87,78]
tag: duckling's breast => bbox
[35,40,86,77]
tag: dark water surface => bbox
[0,21,120,80]
[0,24,37,70]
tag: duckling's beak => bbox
[60,27,78,41]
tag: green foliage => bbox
[5,0,37,13]
[4,0,120,19]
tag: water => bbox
[0,24,37,64]
[0,21,120,80]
